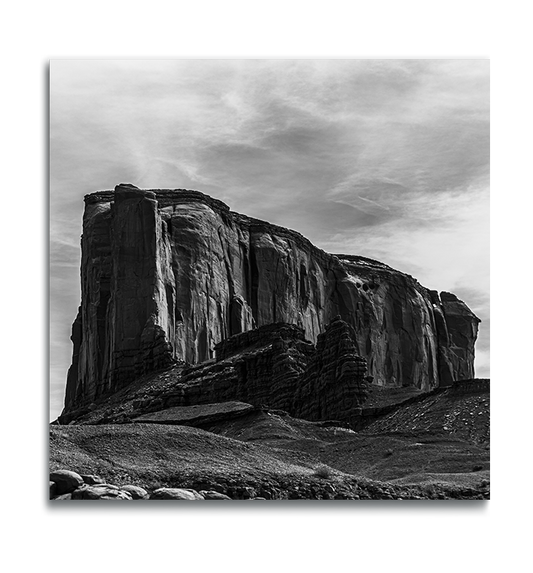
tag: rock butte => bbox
[62,183,480,418]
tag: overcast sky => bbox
[50,59,489,421]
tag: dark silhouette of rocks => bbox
[59,319,368,425]
[293,316,368,422]
[49,470,84,495]
[62,185,480,419]
[148,318,366,424]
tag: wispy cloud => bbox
[320,182,489,290]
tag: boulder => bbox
[199,490,232,500]
[149,488,204,500]
[120,485,149,499]
[49,481,56,499]
[50,470,84,495]
[71,484,132,500]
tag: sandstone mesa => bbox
[60,183,480,423]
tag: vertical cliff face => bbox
[63,184,480,413]
[440,291,480,381]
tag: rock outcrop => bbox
[62,184,480,416]
[99,319,367,426]
[49,470,84,495]
[293,317,369,422]
[134,401,256,426]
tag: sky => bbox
[50,59,489,421]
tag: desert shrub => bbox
[313,465,332,479]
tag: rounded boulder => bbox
[200,490,232,500]
[50,470,84,495]
[150,488,204,500]
[120,485,149,499]
[71,484,133,500]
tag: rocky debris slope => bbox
[49,457,489,500]
[58,318,369,426]
[361,379,490,445]
[63,184,480,415]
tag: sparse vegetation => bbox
[313,465,332,479]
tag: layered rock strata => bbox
[63,184,480,415]
[134,401,256,426]
[294,317,369,421]
[95,320,369,425]
[58,320,369,425]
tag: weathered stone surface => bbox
[134,401,255,426]
[149,488,204,500]
[293,316,369,422]
[71,484,133,500]
[62,186,480,417]
[200,490,232,500]
[120,485,149,499]
[440,292,480,381]
[122,319,366,424]
[81,474,105,485]
[50,470,84,495]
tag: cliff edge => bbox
[62,184,480,416]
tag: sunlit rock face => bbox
[62,184,480,413]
